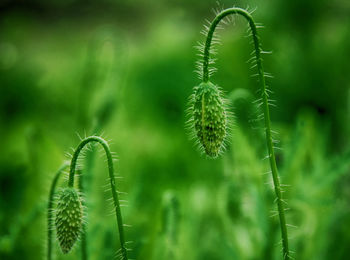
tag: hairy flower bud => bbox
[55,187,83,254]
[190,81,227,157]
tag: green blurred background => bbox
[1,0,350,259]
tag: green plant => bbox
[53,136,128,260]
[188,7,290,259]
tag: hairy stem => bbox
[68,136,128,260]
[47,162,69,260]
[202,7,289,259]
[79,112,115,259]
[77,169,88,260]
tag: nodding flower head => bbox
[55,187,83,254]
[189,81,228,157]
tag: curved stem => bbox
[68,136,128,260]
[203,8,289,259]
[78,125,103,260]
[47,162,69,260]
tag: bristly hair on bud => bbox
[187,81,230,158]
[55,187,83,254]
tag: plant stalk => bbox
[77,169,88,260]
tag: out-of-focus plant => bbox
[154,191,180,260]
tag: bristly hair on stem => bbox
[188,6,290,259]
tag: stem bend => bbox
[68,136,128,260]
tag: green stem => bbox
[68,136,128,260]
[202,7,289,259]
[78,169,88,260]
[47,162,69,260]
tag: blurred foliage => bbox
[0,0,350,259]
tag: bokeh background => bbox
[1,0,350,259]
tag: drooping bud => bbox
[55,187,83,254]
[191,81,227,157]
